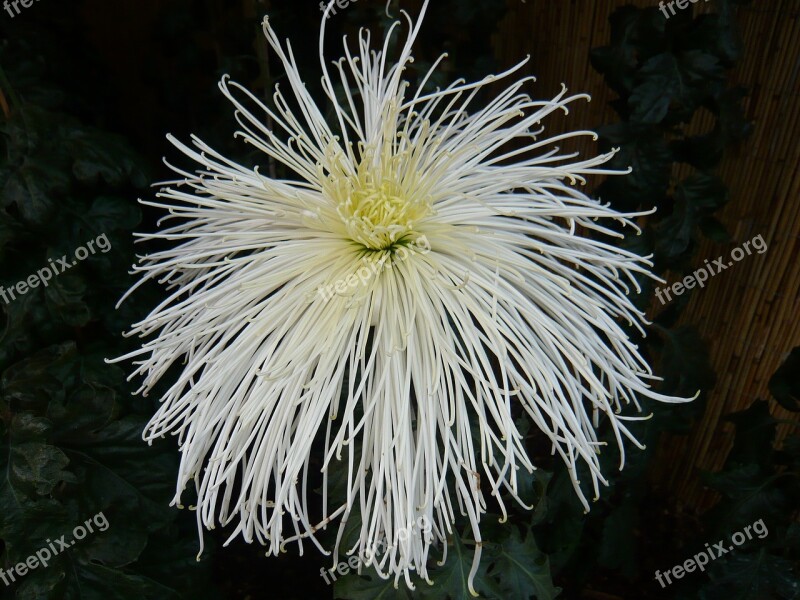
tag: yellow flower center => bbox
[338,174,430,250]
[322,138,432,251]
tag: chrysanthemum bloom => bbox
[115,1,690,593]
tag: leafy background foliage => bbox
[1,1,796,599]
[0,15,221,600]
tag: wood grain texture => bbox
[493,0,800,514]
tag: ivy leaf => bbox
[671,131,725,169]
[589,45,637,96]
[699,216,731,243]
[66,128,149,188]
[10,412,52,442]
[8,442,77,496]
[1,343,76,409]
[629,53,679,123]
[15,565,65,600]
[536,469,586,573]
[417,533,500,600]
[654,173,730,259]
[654,325,715,400]
[487,528,560,600]
[597,499,638,579]
[44,272,91,327]
[0,210,16,261]
[0,483,71,553]
[685,13,742,65]
[679,172,729,210]
[334,569,417,600]
[702,400,799,531]
[596,123,672,206]
[81,195,142,236]
[629,50,724,124]
[71,415,180,529]
[723,400,777,470]
[3,160,59,224]
[680,49,726,88]
[768,347,800,412]
[0,30,219,599]
[76,521,148,569]
[515,467,552,524]
[717,86,753,143]
[0,344,201,596]
[654,195,695,260]
[63,561,180,600]
[698,549,800,600]
[590,6,666,98]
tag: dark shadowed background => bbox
[1,1,798,599]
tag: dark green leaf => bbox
[487,528,560,600]
[698,549,800,600]
[334,569,417,600]
[678,173,729,210]
[699,216,731,243]
[654,196,695,259]
[44,273,91,327]
[768,347,800,412]
[66,129,149,188]
[654,325,715,398]
[8,442,76,495]
[82,196,141,235]
[597,500,638,579]
[419,533,499,600]
[629,53,679,123]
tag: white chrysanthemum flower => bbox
[114,1,690,594]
